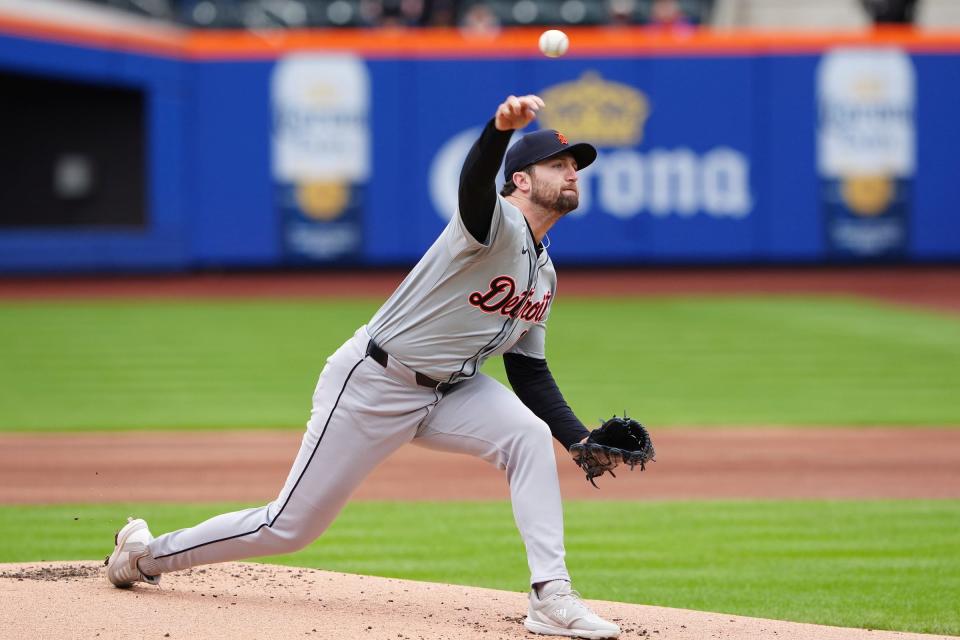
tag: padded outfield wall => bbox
[0,18,958,271]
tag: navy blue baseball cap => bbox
[503,129,597,182]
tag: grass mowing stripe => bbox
[1,500,957,635]
[1,296,959,430]
[0,300,380,431]
[543,296,960,426]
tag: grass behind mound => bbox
[1,296,959,430]
[1,500,958,635]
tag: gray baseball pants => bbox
[147,326,571,586]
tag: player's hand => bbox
[570,435,623,465]
[570,435,588,460]
[495,95,545,131]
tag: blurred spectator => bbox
[84,0,719,29]
[608,0,636,26]
[360,0,426,27]
[423,0,458,25]
[459,1,500,36]
[648,0,694,31]
[861,0,917,24]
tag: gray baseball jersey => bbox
[367,194,556,383]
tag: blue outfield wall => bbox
[1,31,958,271]
[0,34,190,270]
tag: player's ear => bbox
[513,171,532,193]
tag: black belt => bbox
[366,340,456,393]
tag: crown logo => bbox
[296,180,350,221]
[539,72,650,147]
[841,175,893,217]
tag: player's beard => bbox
[530,177,578,215]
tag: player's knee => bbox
[266,527,315,554]
[513,415,553,454]
[261,519,321,554]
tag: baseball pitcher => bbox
[106,94,653,640]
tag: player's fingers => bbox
[497,96,515,118]
[522,94,545,110]
[507,95,522,114]
[519,98,541,116]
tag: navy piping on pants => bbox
[154,357,366,560]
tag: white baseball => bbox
[538,29,569,58]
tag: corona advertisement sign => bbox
[817,48,916,259]
[272,54,370,263]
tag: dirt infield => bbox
[1,266,958,314]
[1,561,954,640]
[3,427,958,503]
[4,427,957,639]
[3,430,957,639]
[5,435,956,640]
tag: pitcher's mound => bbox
[0,562,949,640]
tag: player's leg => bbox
[413,373,568,585]
[414,374,620,639]
[107,329,430,584]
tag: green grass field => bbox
[1,296,958,431]
[1,500,958,635]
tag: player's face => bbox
[529,153,579,215]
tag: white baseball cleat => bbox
[524,580,620,639]
[104,517,161,588]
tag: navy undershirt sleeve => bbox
[503,353,590,450]
[458,118,513,244]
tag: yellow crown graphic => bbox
[296,180,350,221]
[539,72,650,147]
[841,175,893,217]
